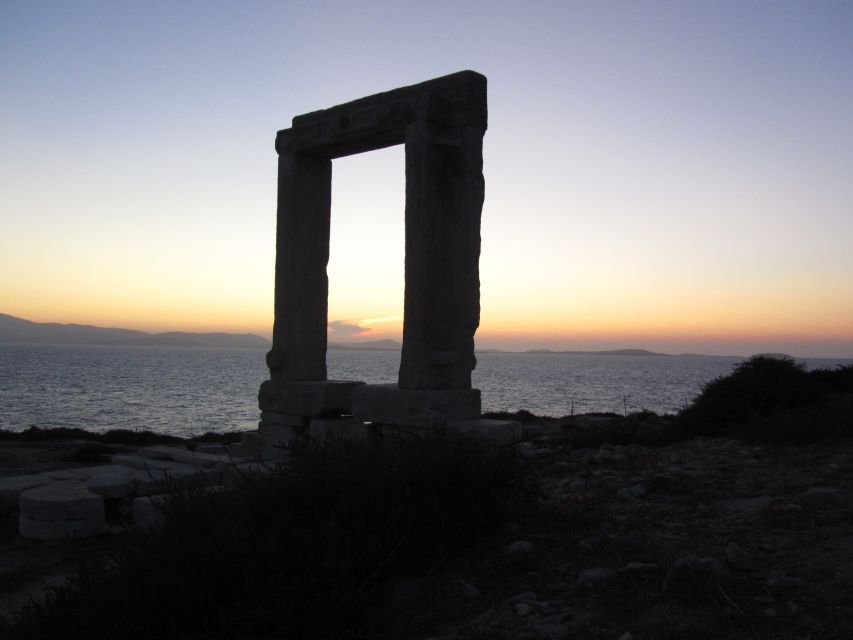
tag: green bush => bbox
[9,430,525,640]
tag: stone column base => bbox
[352,384,481,428]
[258,379,365,419]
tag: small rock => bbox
[508,590,539,603]
[617,484,647,500]
[666,555,701,585]
[725,542,756,572]
[504,540,535,555]
[574,568,615,589]
[471,607,500,630]
[698,556,727,577]
[577,535,601,552]
[618,633,636,640]
[515,602,535,617]
[458,579,480,598]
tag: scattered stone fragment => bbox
[718,495,780,514]
[617,484,647,500]
[574,568,615,589]
[515,602,534,617]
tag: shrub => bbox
[9,430,525,640]
[679,356,853,441]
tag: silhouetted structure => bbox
[258,71,518,442]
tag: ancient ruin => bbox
[258,71,519,444]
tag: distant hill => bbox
[0,313,270,348]
[328,339,401,351]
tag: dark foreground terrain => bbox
[1,356,851,639]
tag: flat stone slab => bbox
[352,384,481,427]
[136,445,230,469]
[85,472,136,499]
[450,419,523,445]
[109,454,200,474]
[36,470,88,481]
[0,475,50,509]
[131,466,222,497]
[259,380,365,417]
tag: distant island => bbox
[0,313,747,357]
[521,348,669,356]
[0,313,270,349]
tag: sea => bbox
[1,343,850,439]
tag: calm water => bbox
[0,343,849,438]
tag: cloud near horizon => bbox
[327,320,373,339]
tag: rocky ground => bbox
[386,420,853,639]
[1,423,852,638]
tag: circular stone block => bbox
[19,482,104,523]
[86,473,135,499]
[19,512,105,540]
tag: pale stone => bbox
[0,475,50,508]
[353,384,481,427]
[73,464,141,477]
[36,470,87,481]
[19,482,103,522]
[19,512,105,540]
[18,482,106,540]
[127,463,221,497]
[85,473,135,499]
[261,71,488,425]
[137,445,230,469]
[450,419,523,445]
[109,454,198,474]
[132,495,169,531]
[259,380,364,416]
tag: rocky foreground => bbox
[1,421,852,638]
[394,421,853,639]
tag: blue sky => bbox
[2,1,852,356]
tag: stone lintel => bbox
[352,383,481,428]
[258,380,365,417]
[277,70,487,159]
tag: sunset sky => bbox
[2,1,852,357]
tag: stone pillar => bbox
[399,122,484,389]
[260,71,495,434]
[267,131,331,382]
